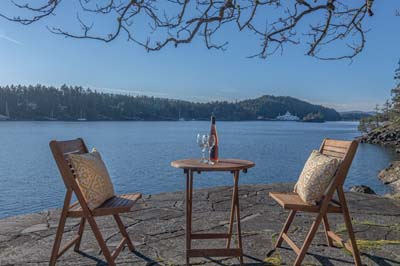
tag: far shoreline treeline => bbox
[0,84,343,121]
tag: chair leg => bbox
[49,191,72,266]
[293,214,324,266]
[114,214,135,251]
[74,218,86,251]
[337,188,362,266]
[49,211,68,266]
[322,215,333,247]
[87,216,116,266]
[226,174,238,249]
[233,171,244,266]
[185,170,194,266]
[275,210,296,249]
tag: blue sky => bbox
[0,1,399,111]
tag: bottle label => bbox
[210,146,218,161]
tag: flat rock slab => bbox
[1,183,400,266]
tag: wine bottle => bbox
[210,115,219,162]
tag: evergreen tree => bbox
[382,99,391,121]
[392,60,400,115]
[0,85,341,121]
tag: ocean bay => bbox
[0,121,395,218]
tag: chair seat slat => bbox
[269,192,342,213]
[67,193,142,217]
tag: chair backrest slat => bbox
[50,138,91,213]
[319,138,358,188]
[321,150,344,159]
[56,139,88,156]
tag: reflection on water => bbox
[0,121,394,218]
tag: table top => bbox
[171,159,255,172]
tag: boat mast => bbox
[5,100,10,118]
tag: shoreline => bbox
[0,181,395,222]
[0,119,347,122]
[358,123,400,197]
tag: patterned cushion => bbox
[68,148,115,210]
[294,150,341,205]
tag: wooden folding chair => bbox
[49,138,142,266]
[269,138,362,266]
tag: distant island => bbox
[340,111,375,121]
[0,85,342,121]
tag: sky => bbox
[0,1,399,112]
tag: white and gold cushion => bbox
[294,150,341,205]
[68,148,115,210]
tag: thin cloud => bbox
[0,33,22,45]
[317,102,380,112]
[83,86,170,98]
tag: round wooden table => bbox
[171,159,255,266]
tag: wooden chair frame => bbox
[49,138,141,266]
[270,138,362,266]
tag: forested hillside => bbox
[239,95,340,121]
[0,85,341,121]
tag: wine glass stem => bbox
[202,149,206,161]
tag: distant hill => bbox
[239,95,341,121]
[340,111,375,121]
[0,85,341,121]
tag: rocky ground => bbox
[379,161,400,198]
[358,121,400,151]
[358,121,400,196]
[1,183,400,266]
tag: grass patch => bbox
[335,223,347,234]
[356,239,400,251]
[271,232,279,245]
[342,247,353,256]
[336,239,400,255]
[264,252,282,266]
[335,220,400,234]
[333,221,400,255]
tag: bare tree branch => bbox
[0,0,383,60]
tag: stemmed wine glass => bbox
[207,135,216,165]
[197,133,209,163]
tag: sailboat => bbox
[5,101,9,118]
[178,110,185,121]
[77,110,87,121]
[0,101,10,120]
[47,109,57,121]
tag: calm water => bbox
[0,121,395,218]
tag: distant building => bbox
[58,104,68,111]
[276,111,300,121]
[27,102,38,110]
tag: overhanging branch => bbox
[0,0,383,60]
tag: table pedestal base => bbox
[185,169,244,266]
